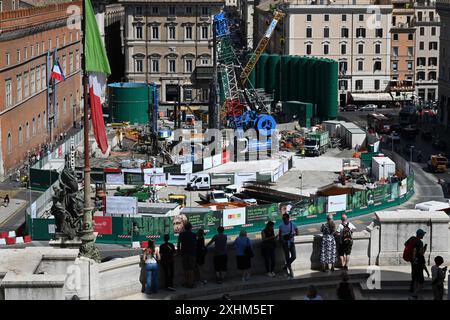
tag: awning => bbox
[392,92,417,101]
[350,93,393,102]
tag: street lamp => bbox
[409,145,415,163]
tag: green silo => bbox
[297,57,306,102]
[289,56,299,101]
[265,54,280,99]
[305,57,314,104]
[315,58,326,119]
[280,55,292,101]
[108,82,150,124]
[326,59,338,119]
[257,53,269,89]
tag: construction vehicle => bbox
[168,194,187,207]
[187,173,233,191]
[199,190,229,204]
[304,131,330,156]
[428,155,448,173]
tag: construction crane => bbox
[239,10,285,86]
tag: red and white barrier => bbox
[0,231,31,246]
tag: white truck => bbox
[199,190,229,204]
[187,173,233,190]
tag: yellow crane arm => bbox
[240,10,285,85]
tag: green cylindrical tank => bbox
[265,54,279,97]
[289,56,299,101]
[297,57,306,102]
[108,82,150,124]
[305,58,314,103]
[326,59,338,119]
[256,53,269,89]
[280,55,292,101]
[315,58,326,119]
[273,54,281,102]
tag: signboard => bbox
[106,172,124,185]
[93,216,112,235]
[328,194,347,212]
[31,202,37,219]
[106,196,138,215]
[212,154,222,167]
[265,19,278,38]
[186,210,222,233]
[246,203,278,224]
[203,157,213,170]
[399,179,407,196]
[48,224,56,234]
[180,162,193,174]
[144,172,166,185]
[223,207,246,227]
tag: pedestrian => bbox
[143,240,160,294]
[337,214,356,270]
[159,234,176,292]
[404,229,429,299]
[300,147,305,158]
[336,273,355,300]
[431,256,447,300]
[177,222,197,288]
[195,228,208,285]
[320,214,337,272]
[16,169,21,182]
[206,226,228,284]
[3,194,10,207]
[278,213,299,278]
[261,221,277,277]
[234,229,253,282]
[304,285,323,300]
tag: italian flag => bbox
[51,59,65,81]
[85,0,111,154]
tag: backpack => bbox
[341,223,353,244]
[403,237,418,262]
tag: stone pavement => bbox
[117,265,446,300]
[0,199,27,229]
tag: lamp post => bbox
[410,145,415,163]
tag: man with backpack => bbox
[403,229,428,298]
[338,214,356,270]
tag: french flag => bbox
[50,60,65,81]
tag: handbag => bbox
[244,239,254,258]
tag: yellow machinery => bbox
[428,155,448,173]
[168,194,187,207]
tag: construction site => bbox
[25,7,414,245]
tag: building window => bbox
[17,49,21,63]
[339,80,348,90]
[393,47,398,57]
[151,59,160,73]
[307,14,311,22]
[393,33,398,41]
[169,6,176,16]
[201,26,209,39]
[168,26,176,40]
[185,7,192,14]
[56,36,59,48]
[31,45,34,57]
[135,59,143,72]
[17,74,22,102]
[201,88,209,102]
[431,27,436,36]
[152,26,160,40]
[407,61,413,71]
[324,44,329,55]
[393,61,398,71]
[417,71,425,81]
[428,71,437,80]
[339,61,348,74]
[185,59,193,73]
[429,42,438,50]
[49,38,52,50]
[7,132,12,154]
[374,61,381,71]
[358,44,364,54]
[184,87,193,102]
[417,57,426,66]
[38,114,41,131]
[430,11,434,21]
[201,57,209,65]
[355,80,363,90]
[6,52,10,66]
[418,11,423,21]
[135,6,142,16]
[63,97,67,114]
[419,42,424,50]
[76,50,80,70]
[185,26,193,40]
[136,26,143,39]
[341,44,346,55]
[18,126,23,145]
[30,69,35,95]
[69,53,74,73]
[429,57,437,66]
[420,27,425,36]
[342,14,347,22]
[375,28,383,38]
[341,28,348,38]
[306,28,312,38]
[63,34,66,46]
[26,122,30,141]
[375,44,381,54]
[23,72,28,97]
[408,47,413,57]
[408,33,413,41]
[41,66,46,89]
[152,6,158,14]
[43,111,46,129]
[36,43,39,55]
[359,14,364,21]
[324,14,329,21]
[42,41,45,53]
[374,80,380,90]
[5,79,12,107]
[356,28,366,38]
[201,6,208,16]
[62,55,66,75]
[169,59,176,73]
[358,61,363,71]
[32,117,36,136]
[323,27,329,38]
[306,44,311,55]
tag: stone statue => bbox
[51,168,84,240]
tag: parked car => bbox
[359,104,377,111]
[343,104,358,111]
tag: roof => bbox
[372,156,395,165]
[375,210,450,222]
